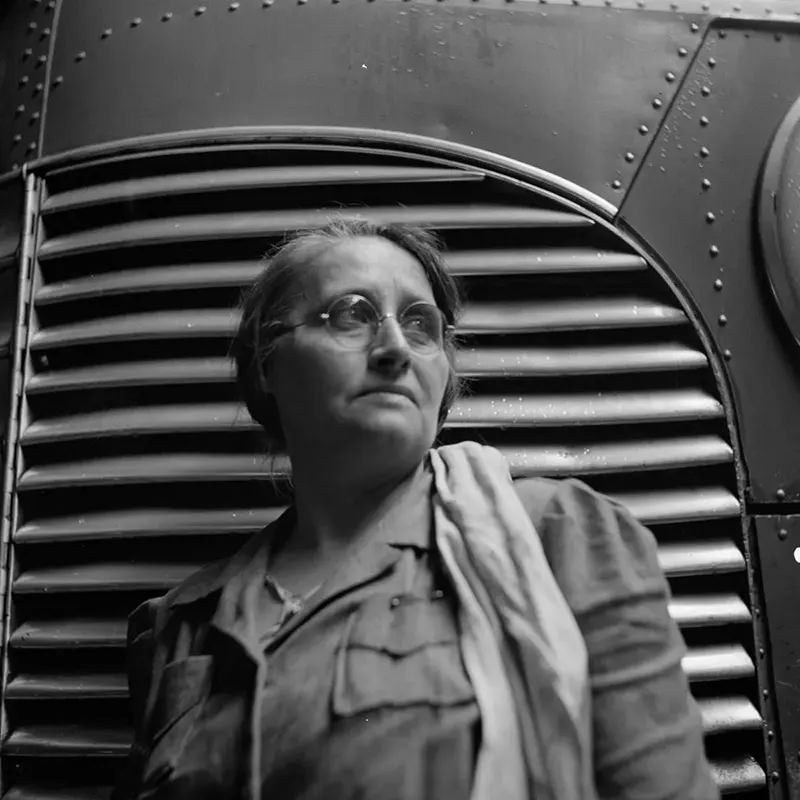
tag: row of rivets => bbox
[8,0,55,167]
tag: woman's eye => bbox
[332,298,374,328]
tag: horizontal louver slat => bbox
[38,206,592,260]
[15,507,283,543]
[30,297,685,351]
[13,563,202,594]
[35,249,645,306]
[657,540,745,577]
[41,166,485,214]
[26,341,709,394]
[21,395,726,444]
[697,697,763,736]
[10,620,126,650]
[445,248,646,276]
[668,595,751,627]
[618,488,740,525]
[3,786,113,800]
[710,756,767,793]
[3,726,130,756]
[6,674,128,700]
[683,645,755,682]
[456,343,707,376]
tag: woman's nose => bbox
[368,317,412,375]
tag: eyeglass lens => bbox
[326,295,444,353]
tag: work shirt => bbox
[112,475,718,800]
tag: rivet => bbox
[777,488,787,501]
[18,75,29,87]
[708,57,716,67]
[52,75,63,87]
[33,82,43,94]
[75,51,86,61]
[768,729,775,740]
[30,111,40,123]
[162,12,173,21]
[778,528,788,540]
[771,772,780,783]
[775,33,783,42]
[762,688,769,698]
[670,1,678,9]
[652,97,663,109]
[23,47,33,59]
[195,5,206,13]
[432,588,445,600]
[101,28,112,38]
[719,29,727,38]
[229,1,240,9]
[611,179,622,189]
[706,212,715,223]
[37,54,47,65]
[701,1,709,8]
[28,21,38,31]
[702,178,711,190]
[690,22,699,31]
[625,152,635,162]
[678,46,688,56]
[263,0,273,5]
[47,0,55,8]
[765,7,773,13]
[700,115,709,126]
[390,596,401,608]
[714,278,723,290]
[12,134,22,144]
[733,3,740,9]
[666,71,676,83]
[131,17,142,26]
[14,104,25,116]
[636,0,645,7]
[759,647,766,657]
[700,146,710,157]
[718,313,727,324]
[701,85,711,96]
[26,141,37,153]
[639,124,649,135]
[755,607,761,617]
[40,27,51,38]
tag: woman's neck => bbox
[287,454,428,559]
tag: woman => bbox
[113,217,719,799]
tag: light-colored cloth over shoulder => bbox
[430,442,595,800]
[430,441,720,800]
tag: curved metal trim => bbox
[758,93,800,349]
[27,126,618,220]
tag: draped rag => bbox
[430,442,596,800]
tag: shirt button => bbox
[431,588,445,600]
[390,596,401,608]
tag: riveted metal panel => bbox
[756,515,800,799]
[39,0,705,208]
[0,0,59,175]
[619,21,800,505]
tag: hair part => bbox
[231,216,463,451]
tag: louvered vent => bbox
[1,145,766,798]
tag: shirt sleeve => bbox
[110,597,160,800]
[514,477,720,800]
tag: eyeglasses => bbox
[268,293,454,356]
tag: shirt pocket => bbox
[332,594,474,717]
[140,655,213,794]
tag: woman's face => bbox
[267,235,451,468]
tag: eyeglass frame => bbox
[263,292,456,356]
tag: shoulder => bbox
[512,476,665,613]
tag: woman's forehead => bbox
[297,236,435,303]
